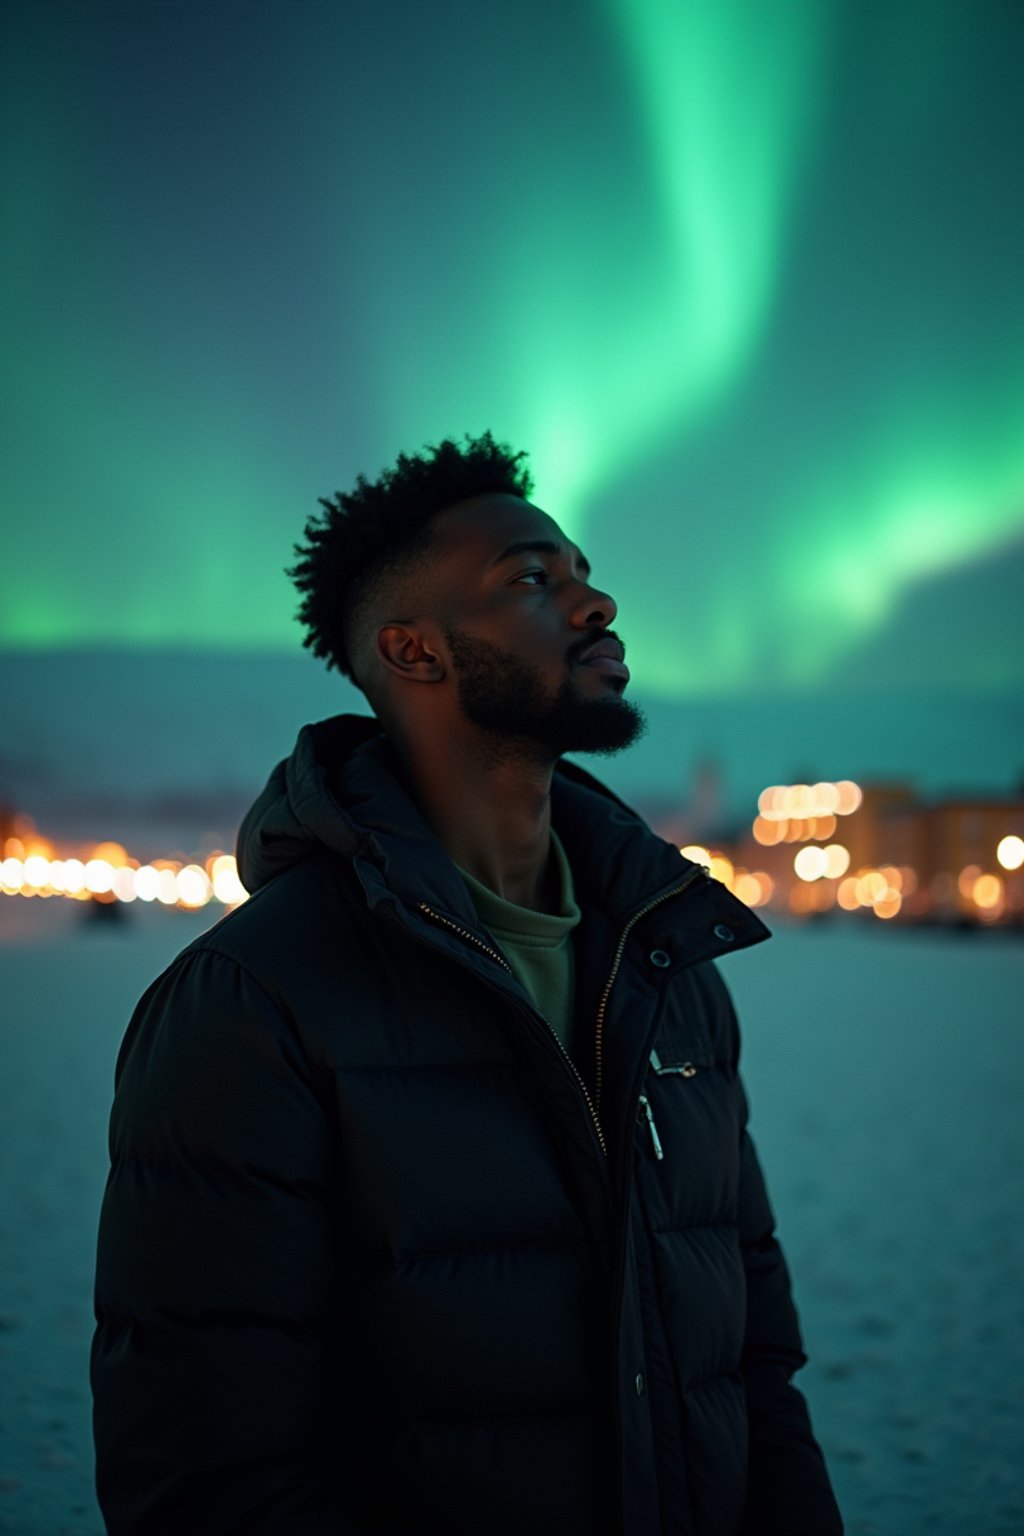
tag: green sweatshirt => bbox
[456,829,580,1053]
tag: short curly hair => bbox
[289,431,534,681]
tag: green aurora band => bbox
[529,0,832,521]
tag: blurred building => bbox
[648,777,1024,929]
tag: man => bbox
[92,432,842,1535]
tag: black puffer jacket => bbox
[92,716,842,1536]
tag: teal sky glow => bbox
[2,0,1022,695]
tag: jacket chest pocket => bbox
[636,1039,715,1165]
[647,1000,719,1080]
[635,1026,741,1222]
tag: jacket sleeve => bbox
[91,945,371,1536]
[731,1041,844,1533]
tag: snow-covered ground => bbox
[1,898,1022,1535]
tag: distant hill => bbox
[1,648,1021,853]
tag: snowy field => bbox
[1,898,1022,1535]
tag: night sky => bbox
[3,0,1023,700]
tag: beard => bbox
[444,627,646,758]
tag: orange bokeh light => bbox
[972,873,1003,910]
[91,841,129,868]
[752,816,783,846]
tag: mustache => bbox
[568,629,625,664]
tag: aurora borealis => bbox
[2,0,1023,696]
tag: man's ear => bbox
[376,624,446,683]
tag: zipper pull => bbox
[638,1093,664,1161]
[650,1048,697,1078]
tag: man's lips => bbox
[575,638,630,681]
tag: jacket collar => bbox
[237,714,770,964]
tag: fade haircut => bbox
[289,431,533,682]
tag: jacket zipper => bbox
[594,866,704,1113]
[418,902,608,1158]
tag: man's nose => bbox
[570,581,618,630]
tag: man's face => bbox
[427,494,645,758]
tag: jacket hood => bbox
[237,714,771,952]
[237,715,383,890]
[238,715,498,924]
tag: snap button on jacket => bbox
[91,715,843,1536]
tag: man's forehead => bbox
[429,493,572,565]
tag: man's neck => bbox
[391,730,558,912]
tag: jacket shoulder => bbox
[186,849,365,975]
[117,852,371,1074]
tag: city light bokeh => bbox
[0,833,247,913]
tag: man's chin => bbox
[552,695,647,757]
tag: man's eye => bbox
[515,569,548,585]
